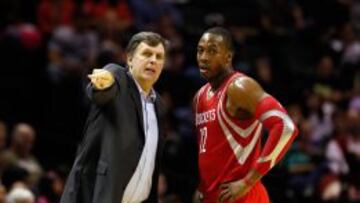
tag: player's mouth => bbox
[199,65,209,73]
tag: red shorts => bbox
[202,182,270,203]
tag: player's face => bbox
[128,42,165,86]
[197,33,229,81]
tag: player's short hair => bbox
[204,27,234,54]
[126,32,168,56]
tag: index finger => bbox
[93,69,102,73]
[88,74,111,81]
[219,183,229,189]
[218,189,231,203]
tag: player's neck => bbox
[209,68,234,91]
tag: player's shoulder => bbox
[196,83,210,97]
[227,74,262,95]
[193,83,209,104]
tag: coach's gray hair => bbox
[125,32,168,56]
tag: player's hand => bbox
[193,190,204,203]
[218,179,252,203]
[88,69,115,90]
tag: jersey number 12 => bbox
[199,127,207,153]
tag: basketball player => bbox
[194,27,299,203]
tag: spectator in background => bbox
[339,23,360,66]
[278,107,324,202]
[82,0,133,32]
[37,0,75,35]
[4,23,42,51]
[0,184,6,203]
[0,120,8,175]
[1,123,43,188]
[158,173,168,203]
[47,12,98,83]
[5,186,34,203]
[129,0,183,30]
[37,170,64,203]
[325,111,350,176]
[1,165,29,194]
[250,55,287,103]
[0,121,8,151]
[305,92,335,146]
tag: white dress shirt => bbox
[122,79,159,203]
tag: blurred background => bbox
[0,0,359,202]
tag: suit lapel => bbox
[154,96,163,138]
[154,95,164,151]
[127,72,145,135]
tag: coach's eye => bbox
[156,54,164,60]
[143,51,152,57]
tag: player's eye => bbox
[197,47,204,54]
[208,49,217,55]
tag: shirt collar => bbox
[132,75,157,102]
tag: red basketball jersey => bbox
[195,72,265,201]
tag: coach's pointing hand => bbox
[88,69,115,90]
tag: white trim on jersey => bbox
[217,90,263,165]
[195,84,209,114]
[257,110,296,168]
[219,101,259,138]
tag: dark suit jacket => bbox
[60,63,165,203]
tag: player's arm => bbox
[229,76,298,180]
[219,76,299,202]
[86,64,118,105]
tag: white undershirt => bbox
[122,79,159,203]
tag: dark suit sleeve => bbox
[86,63,124,105]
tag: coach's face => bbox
[128,42,165,88]
[197,33,230,81]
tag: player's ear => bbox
[226,52,233,65]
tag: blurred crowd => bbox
[0,0,359,202]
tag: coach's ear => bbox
[127,54,133,69]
